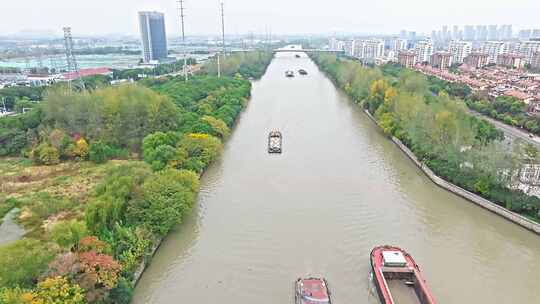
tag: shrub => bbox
[0,239,54,288]
[32,143,60,165]
[73,138,89,160]
[32,276,85,304]
[49,220,89,250]
[0,128,27,157]
[0,287,33,304]
[89,141,108,164]
[106,277,133,304]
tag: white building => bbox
[389,39,408,52]
[480,41,509,64]
[329,38,345,51]
[414,40,434,63]
[344,40,356,57]
[518,41,540,64]
[448,40,472,64]
[354,39,385,62]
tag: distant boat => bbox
[295,277,331,304]
[268,130,282,153]
[298,69,308,75]
[371,245,436,304]
[295,54,301,58]
[285,70,295,77]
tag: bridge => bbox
[272,48,343,54]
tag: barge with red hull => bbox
[295,277,331,304]
[370,245,436,304]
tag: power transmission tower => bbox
[176,0,188,81]
[217,1,226,78]
[63,27,85,91]
[220,2,226,55]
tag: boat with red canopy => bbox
[371,245,436,304]
[295,277,331,304]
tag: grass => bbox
[0,157,142,236]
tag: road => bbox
[469,110,540,148]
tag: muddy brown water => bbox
[132,52,540,304]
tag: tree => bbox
[86,164,151,235]
[44,237,121,303]
[201,116,230,139]
[126,169,199,235]
[178,133,222,173]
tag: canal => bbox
[133,52,540,303]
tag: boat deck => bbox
[386,280,420,304]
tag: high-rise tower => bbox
[139,11,168,63]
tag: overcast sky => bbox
[2,0,540,37]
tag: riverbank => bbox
[0,74,260,302]
[132,51,540,304]
[310,52,540,232]
[363,109,540,234]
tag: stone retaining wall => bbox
[364,109,540,235]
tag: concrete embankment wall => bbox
[363,109,540,235]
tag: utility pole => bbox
[217,52,221,78]
[177,0,188,82]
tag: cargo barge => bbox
[268,130,282,153]
[295,277,331,304]
[371,245,436,304]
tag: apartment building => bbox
[414,40,433,63]
[497,54,526,69]
[518,41,540,64]
[398,50,417,68]
[464,52,490,69]
[449,40,472,64]
[431,51,453,69]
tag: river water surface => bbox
[133,52,540,303]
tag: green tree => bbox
[126,169,199,235]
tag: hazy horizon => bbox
[2,0,540,37]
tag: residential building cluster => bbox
[327,30,540,114]
[328,35,540,71]
[414,62,540,112]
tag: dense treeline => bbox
[0,72,256,302]
[311,53,540,221]
[203,51,273,79]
